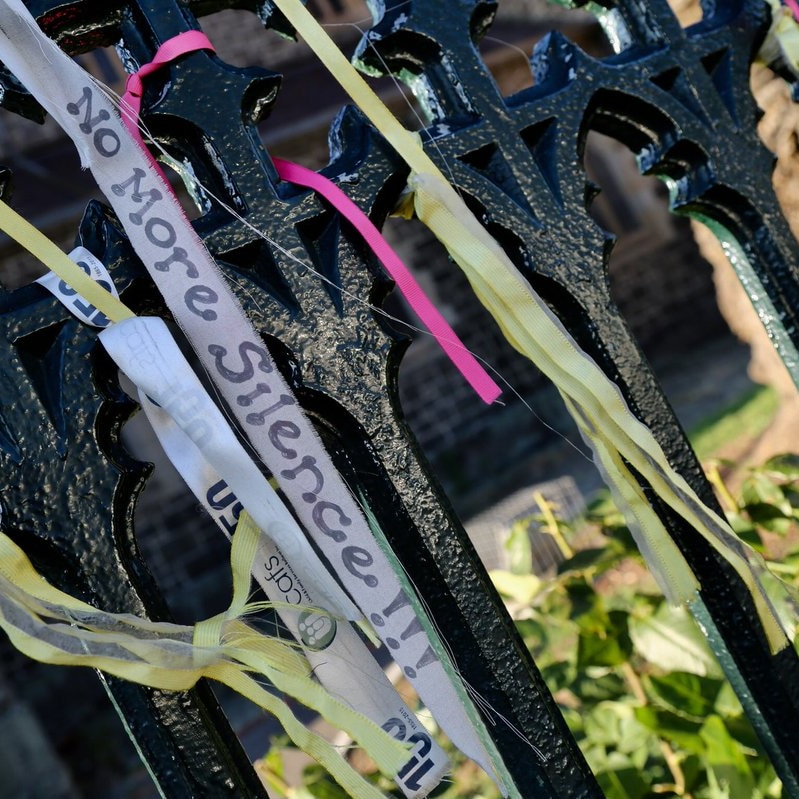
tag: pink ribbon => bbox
[785,0,799,23]
[120,33,501,404]
[120,30,214,181]
[272,158,501,403]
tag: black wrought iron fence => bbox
[0,1,797,797]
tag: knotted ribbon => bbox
[0,505,407,799]
[120,30,213,183]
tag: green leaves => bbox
[595,765,650,799]
[577,607,632,668]
[741,473,792,515]
[645,672,723,720]
[505,519,533,575]
[700,716,756,798]
[634,705,705,753]
[507,465,790,799]
[737,458,799,538]
[629,603,723,678]
[489,570,542,606]
[266,458,799,798]
[583,703,660,798]
[760,453,799,481]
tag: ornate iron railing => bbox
[0,1,798,796]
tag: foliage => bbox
[688,386,778,462]
[257,457,799,798]
[497,531,762,796]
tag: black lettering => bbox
[381,718,407,740]
[311,501,351,543]
[94,128,121,157]
[109,168,163,224]
[383,590,411,619]
[237,384,271,407]
[342,545,378,587]
[246,393,295,425]
[219,502,242,535]
[264,567,284,584]
[72,296,96,318]
[185,285,218,321]
[111,167,148,200]
[208,341,273,383]
[207,480,235,510]
[269,420,300,459]
[400,617,424,641]
[155,247,198,278]
[128,189,162,225]
[66,86,110,134]
[404,645,438,679]
[264,555,280,574]
[280,455,324,502]
[396,733,435,791]
[275,573,294,594]
[287,588,302,604]
[145,217,177,248]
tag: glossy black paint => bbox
[0,1,797,796]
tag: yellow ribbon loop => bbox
[271,0,791,654]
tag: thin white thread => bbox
[21,15,51,62]
[349,480,547,764]
[401,561,547,763]
[482,35,533,73]
[90,72,591,461]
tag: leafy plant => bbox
[257,459,799,798]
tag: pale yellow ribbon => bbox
[0,200,133,323]
[271,0,789,653]
[0,203,410,793]
[0,511,407,797]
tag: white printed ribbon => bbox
[36,246,119,327]
[0,4,505,789]
[104,317,450,799]
[100,316,361,621]
[40,264,450,798]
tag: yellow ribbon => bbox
[271,0,789,653]
[0,511,407,796]
[0,199,134,323]
[411,175,786,652]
